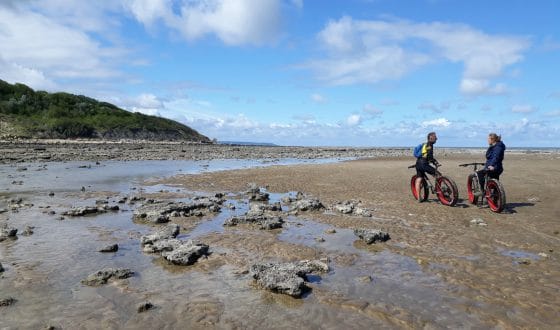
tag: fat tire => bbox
[486,179,506,213]
[466,174,479,204]
[436,176,458,206]
[410,175,428,202]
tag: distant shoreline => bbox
[0,139,558,164]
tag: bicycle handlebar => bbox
[458,162,486,167]
[408,163,441,169]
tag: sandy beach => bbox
[1,145,559,329]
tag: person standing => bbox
[415,132,440,202]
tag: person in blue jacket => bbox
[478,133,505,189]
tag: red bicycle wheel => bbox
[436,176,458,206]
[410,175,428,201]
[466,173,479,204]
[486,179,506,213]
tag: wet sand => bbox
[1,149,559,329]
[162,152,560,328]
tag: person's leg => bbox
[415,176,423,202]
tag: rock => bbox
[140,224,180,246]
[137,301,154,313]
[142,238,182,253]
[0,297,16,307]
[357,275,373,283]
[0,262,4,272]
[99,244,119,253]
[290,198,324,212]
[22,225,34,236]
[324,228,337,234]
[162,240,209,266]
[315,237,325,242]
[224,215,284,230]
[48,192,55,197]
[0,225,18,242]
[332,200,372,217]
[133,199,222,223]
[470,218,487,226]
[0,208,7,214]
[249,260,329,298]
[353,229,390,244]
[538,252,548,258]
[81,268,134,286]
[62,206,104,217]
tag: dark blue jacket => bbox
[485,141,505,175]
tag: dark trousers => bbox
[477,169,500,189]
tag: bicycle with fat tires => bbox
[459,162,506,213]
[408,163,458,206]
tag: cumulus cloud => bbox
[309,16,529,95]
[125,0,282,46]
[346,114,362,126]
[421,118,451,128]
[0,5,126,91]
[511,104,536,113]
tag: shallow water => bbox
[1,159,489,328]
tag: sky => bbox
[1,0,559,147]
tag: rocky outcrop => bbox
[98,244,119,253]
[133,198,222,223]
[81,268,134,286]
[140,224,180,246]
[353,229,390,244]
[62,204,119,217]
[250,260,329,298]
[0,225,17,242]
[331,200,372,217]
[161,240,209,266]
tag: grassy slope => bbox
[0,80,210,142]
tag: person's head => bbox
[488,133,501,145]
[427,132,437,144]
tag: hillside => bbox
[0,80,211,142]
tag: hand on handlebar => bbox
[487,165,494,171]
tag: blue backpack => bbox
[413,143,424,158]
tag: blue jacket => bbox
[485,141,505,175]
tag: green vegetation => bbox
[0,79,210,141]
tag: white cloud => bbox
[346,114,362,126]
[309,17,529,95]
[311,93,327,104]
[511,104,536,113]
[545,110,560,117]
[0,6,126,91]
[125,0,282,46]
[422,118,451,128]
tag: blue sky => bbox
[1,0,559,147]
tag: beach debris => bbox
[98,244,119,253]
[21,225,34,236]
[331,200,372,217]
[81,268,134,286]
[137,301,155,313]
[133,198,223,223]
[0,225,18,242]
[250,260,329,298]
[161,240,209,266]
[353,229,390,244]
[0,297,17,307]
[470,218,487,226]
[246,183,269,201]
[140,224,180,246]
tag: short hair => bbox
[489,133,501,142]
[427,132,436,140]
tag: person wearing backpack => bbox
[414,132,440,202]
